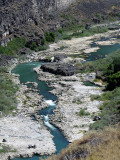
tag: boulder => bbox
[41,63,76,76]
[53,54,68,62]
[85,24,91,30]
[19,48,30,55]
[108,25,120,30]
[2,138,7,142]
[93,116,101,121]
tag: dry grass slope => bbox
[47,126,120,160]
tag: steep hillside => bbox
[59,0,120,27]
[0,0,120,46]
[0,0,75,46]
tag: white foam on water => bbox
[44,121,56,130]
[44,115,49,122]
[45,100,56,106]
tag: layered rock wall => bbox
[0,0,76,45]
[0,0,120,46]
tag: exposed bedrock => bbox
[41,62,77,76]
[0,0,120,45]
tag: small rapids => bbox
[12,62,69,160]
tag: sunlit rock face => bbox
[0,0,120,45]
[0,0,75,45]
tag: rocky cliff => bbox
[0,0,120,46]
[0,0,76,45]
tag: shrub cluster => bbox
[0,37,26,55]
[0,67,18,115]
[90,87,120,130]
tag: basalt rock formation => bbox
[0,0,120,46]
[41,63,77,76]
[0,0,75,46]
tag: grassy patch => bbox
[90,94,101,101]
[77,108,90,117]
[0,67,18,115]
[0,144,16,154]
[0,37,26,55]
[72,98,83,105]
[57,26,108,41]
[90,87,120,130]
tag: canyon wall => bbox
[0,0,120,46]
[0,0,76,45]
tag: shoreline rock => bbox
[41,62,77,76]
[34,67,103,142]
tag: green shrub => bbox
[41,38,46,45]
[90,87,120,130]
[63,35,72,40]
[106,71,120,90]
[72,99,82,104]
[58,28,63,34]
[0,68,18,115]
[30,42,37,50]
[77,108,90,117]
[35,45,48,51]
[45,32,56,42]
[0,37,26,55]
[34,32,38,36]
[90,94,101,101]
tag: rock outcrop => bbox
[0,0,120,46]
[41,63,76,76]
[0,0,75,46]
[53,54,68,62]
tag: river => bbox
[12,62,68,160]
[12,42,120,160]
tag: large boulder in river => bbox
[41,63,76,76]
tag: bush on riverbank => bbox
[56,26,108,40]
[76,49,120,130]
[80,49,120,89]
[0,67,18,115]
[0,37,26,55]
[90,87,120,130]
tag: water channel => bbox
[12,62,68,160]
[12,42,120,160]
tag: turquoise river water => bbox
[12,42,120,160]
[12,62,68,160]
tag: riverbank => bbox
[1,27,120,160]
[26,28,120,62]
[0,63,56,160]
[34,67,102,142]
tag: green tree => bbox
[107,71,120,90]
[30,42,37,50]
[45,32,55,42]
